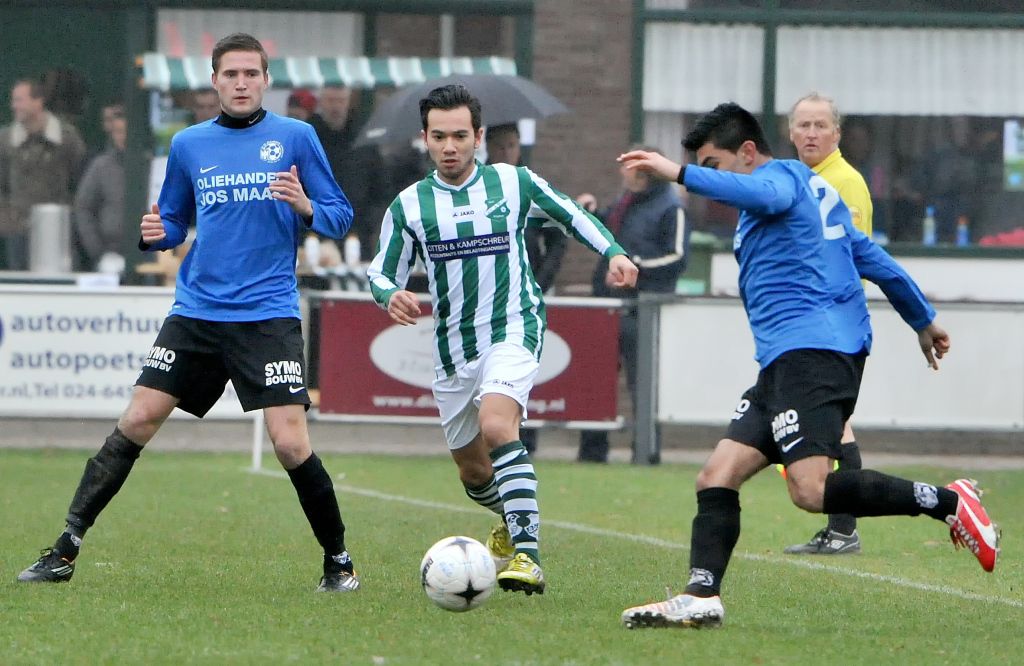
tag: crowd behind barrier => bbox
[3,71,1024,279]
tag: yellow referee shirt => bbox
[813,148,873,237]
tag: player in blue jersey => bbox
[17,34,360,593]
[617,103,999,629]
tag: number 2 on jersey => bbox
[810,175,846,240]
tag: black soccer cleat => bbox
[17,548,76,583]
[316,569,360,592]
[784,528,861,555]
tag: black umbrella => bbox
[356,74,569,146]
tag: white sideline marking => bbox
[249,468,1022,609]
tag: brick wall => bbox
[531,0,634,289]
[375,14,439,57]
[374,14,515,59]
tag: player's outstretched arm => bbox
[618,150,683,183]
[606,254,638,288]
[387,290,421,326]
[917,321,950,371]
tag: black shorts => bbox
[725,349,865,466]
[136,316,310,417]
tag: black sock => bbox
[823,469,959,521]
[65,428,143,535]
[54,531,81,560]
[827,441,861,535]
[323,551,354,575]
[287,453,348,561]
[684,488,740,597]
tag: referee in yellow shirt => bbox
[784,93,872,555]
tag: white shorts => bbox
[433,342,540,450]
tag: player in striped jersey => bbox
[367,84,638,595]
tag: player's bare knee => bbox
[695,465,719,492]
[787,478,825,512]
[118,406,163,444]
[273,438,311,468]
[456,459,493,487]
[477,413,517,448]
[695,439,748,490]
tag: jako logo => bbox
[771,408,800,442]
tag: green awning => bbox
[139,53,518,91]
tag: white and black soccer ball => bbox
[419,536,497,612]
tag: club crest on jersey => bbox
[260,140,284,163]
[484,197,510,221]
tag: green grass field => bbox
[1,449,1020,665]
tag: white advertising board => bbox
[711,253,1024,303]
[658,298,1024,430]
[0,286,244,419]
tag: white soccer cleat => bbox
[945,478,1000,573]
[621,593,724,629]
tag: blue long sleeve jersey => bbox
[147,111,353,320]
[682,159,934,368]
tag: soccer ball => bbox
[419,536,497,612]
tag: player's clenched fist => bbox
[141,203,166,243]
[607,254,638,288]
[387,290,421,326]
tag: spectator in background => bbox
[73,102,127,273]
[287,89,317,123]
[310,84,389,260]
[188,89,221,125]
[0,78,86,270]
[486,124,568,294]
[485,123,567,457]
[842,119,891,239]
[911,116,978,243]
[101,103,125,142]
[576,146,689,463]
[789,94,872,237]
[41,67,89,128]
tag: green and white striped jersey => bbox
[368,161,625,378]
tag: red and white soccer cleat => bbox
[945,479,1000,572]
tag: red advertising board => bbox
[317,295,621,423]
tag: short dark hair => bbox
[211,33,268,74]
[419,84,482,133]
[683,102,773,157]
[486,123,519,142]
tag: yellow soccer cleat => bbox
[486,520,515,572]
[496,553,545,595]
